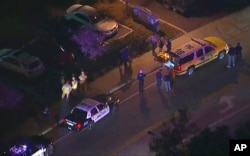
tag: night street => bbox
[0,1,250,156]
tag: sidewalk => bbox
[6,5,250,155]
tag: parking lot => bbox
[104,24,133,44]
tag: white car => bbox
[62,98,111,131]
[65,4,118,37]
[0,49,45,77]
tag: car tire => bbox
[88,120,94,130]
[218,51,226,60]
[187,66,195,76]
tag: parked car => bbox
[0,135,53,156]
[132,6,159,32]
[160,37,229,76]
[65,4,118,37]
[62,93,120,131]
[0,49,45,77]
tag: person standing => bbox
[155,69,163,90]
[120,45,131,68]
[137,70,146,92]
[71,75,78,95]
[78,70,87,94]
[235,42,242,65]
[227,44,236,68]
[158,35,165,52]
[166,39,172,53]
[148,33,158,56]
[61,80,72,101]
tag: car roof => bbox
[171,38,213,58]
[75,98,101,111]
[66,4,97,16]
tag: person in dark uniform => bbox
[235,42,242,65]
[137,70,146,92]
[227,44,236,68]
[166,39,172,53]
[120,45,131,68]
[155,69,163,90]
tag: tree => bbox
[187,126,230,156]
[234,121,250,139]
[149,108,197,156]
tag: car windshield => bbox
[89,12,105,24]
[71,108,87,119]
[167,52,180,64]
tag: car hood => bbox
[96,18,118,32]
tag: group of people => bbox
[137,67,175,95]
[155,67,175,95]
[147,33,172,56]
[61,70,88,101]
[227,42,243,68]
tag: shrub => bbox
[70,27,108,60]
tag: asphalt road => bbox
[48,55,250,155]
[128,0,232,32]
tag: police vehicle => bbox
[62,94,120,131]
[1,135,53,156]
[160,37,229,76]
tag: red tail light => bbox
[76,123,82,129]
[176,65,181,71]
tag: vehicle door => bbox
[204,46,215,63]
[195,48,205,67]
[96,104,109,121]
[90,107,99,122]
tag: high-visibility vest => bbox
[72,80,78,90]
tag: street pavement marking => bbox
[219,95,235,113]
[51,80,157,146]
[117,24,133,40]
[106,116,173,156]
[209,104,250,128]
[54,131,73,144]
[120,82,157,104]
